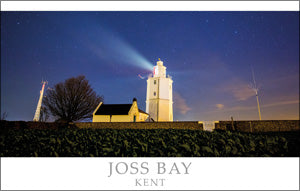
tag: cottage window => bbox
[154,80,156,85]
[154,92,156,96]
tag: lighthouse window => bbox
[154,80,156,85]
[154,92,156,96]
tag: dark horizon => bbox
[1,11,299,121]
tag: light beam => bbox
[86,26,154,71]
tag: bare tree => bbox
[44,75,103,122]
[39,106,49,122]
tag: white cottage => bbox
[93,98,149,122]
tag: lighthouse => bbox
[146,58,173,121]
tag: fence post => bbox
[231,116,235,131]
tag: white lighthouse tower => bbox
[146,58,173,121]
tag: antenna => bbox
[250,65,262,120]
[33,80,48,121]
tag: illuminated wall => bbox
[139,112,149,121]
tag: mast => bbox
[255,89,262,120]
[33,81,47,121]
[251,66,262,120]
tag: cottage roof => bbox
[94,98,148,116]
[95,104,132,115]
[138,109,149,115]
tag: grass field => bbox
[1,127,299,157]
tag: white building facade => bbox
[146,59,173,121]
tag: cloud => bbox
[211,100,299,113]
[174,92,192,115]
[216,104,224,110]
[262,100,299,108]
[221,79,256,101]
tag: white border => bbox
[1,157,299,190]
[1,1,299,11]
[1,1,299,190]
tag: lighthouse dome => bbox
[157,58,163,66]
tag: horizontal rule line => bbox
[1,2,299,11]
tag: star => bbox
[16,22,20,25]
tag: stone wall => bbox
[0,120,67,129]
[73,121,204,130]
[2,120,298,132]
[215,120,299,132]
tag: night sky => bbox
[1,11,299,121]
